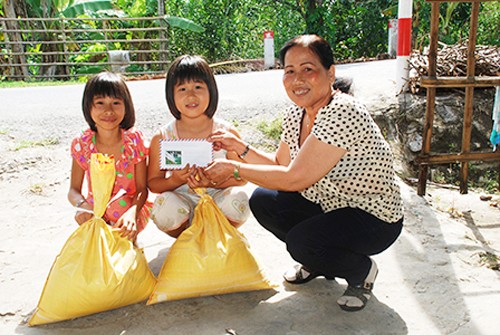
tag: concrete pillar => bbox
[263,31,275,69]
[396,0,413,93]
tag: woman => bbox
[204,34,403,312]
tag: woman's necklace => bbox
[304,113,315,132]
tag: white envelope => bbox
[159,139,213,170]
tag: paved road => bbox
[0,60,397,134]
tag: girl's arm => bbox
[68,158,93,224]
[147,131,195,194]
[205,134,346,192]
[114,159,148,240]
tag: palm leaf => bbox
[163,16,205,33]
[60,0,114,17]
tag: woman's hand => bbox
[114,209,138,241]
[209,129,246,153]
[187,167,215,188]
[203,159,236,185]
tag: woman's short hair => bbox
[82,71,135,131]
[279,34,334,70]
[279,34,352,94]
[165,55,219,120]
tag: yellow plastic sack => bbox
[29,153,156,326]
[148,188,274,304]
[89,152,115,218]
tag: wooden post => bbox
[417,2,440,196]
[459,2,480,194]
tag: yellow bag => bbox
[148,188,274,304]
[89,152,115,218]
[29,153,156,326]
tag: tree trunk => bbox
[3,0,29,80]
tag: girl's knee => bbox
[151,192,191,233]
[214,188,250,225]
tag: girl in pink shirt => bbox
[68,72,151,241]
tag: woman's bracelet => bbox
[239,144,250,159]
[233,163,242,181]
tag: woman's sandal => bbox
[283,264,335,284]
[337,285,372,311]
[337,258,378,312]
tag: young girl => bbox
[68,71,151,241]
[148,55,250,238]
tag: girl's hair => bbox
[165,55,218,120]
[82,71,135,131]
[279,34,352,94]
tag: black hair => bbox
[165,55,218,120]
[82,71,135,131]
[279,34,352,94]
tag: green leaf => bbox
[163,16,205,33]
[382,5,398,17]
[60,0,114,17]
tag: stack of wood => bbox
[408,41,500,93]
[210,59,265,75]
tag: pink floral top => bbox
[71,128,151,231]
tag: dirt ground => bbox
[1,62,499,335]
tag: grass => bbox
[256,115,283,140]
[479,252,500,271]
[28,183,45,195]
[13,138,60,151]
[0,79,83,89]
[430,163,499,194]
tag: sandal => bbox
[337,258,378,312]
[283,264,335,284]
[337,285,372,311]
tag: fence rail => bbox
[0,17,171,80]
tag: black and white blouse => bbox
[281,92,403,223]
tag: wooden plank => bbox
[416,152,500,164]
[421,76,500,88]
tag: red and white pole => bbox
[396,0,413,93]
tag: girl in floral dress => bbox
[68,71,151,241]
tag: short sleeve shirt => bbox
[281,93,403,223]
[71,128,150,225]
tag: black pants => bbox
[249,187,403,286]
